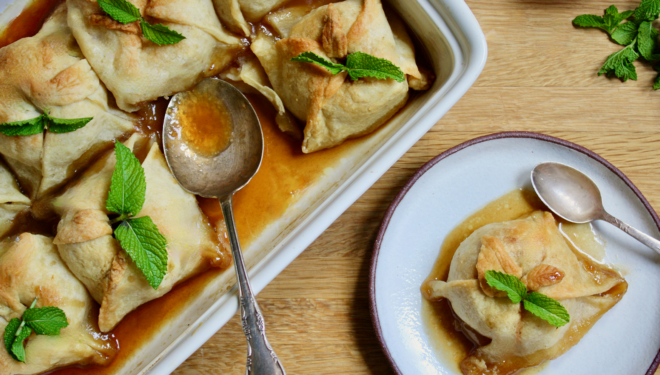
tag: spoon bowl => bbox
[163,78,263,198]
[531,162,604,223]
[532,161,660,255]
[163,78,285,375]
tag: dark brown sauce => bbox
[2,0,435,372]
[421,190,627,375]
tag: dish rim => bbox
[368,131,660,375]
[0,0,489,372]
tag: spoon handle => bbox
[600,211,660,255]
[220,195,286,375]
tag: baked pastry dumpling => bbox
[0,161,30,237]
[67,0,244,112]
[251,0,431,153]
[0,233,116,374]
[425,212,627,375]
[213,0,290,36]
[0,5,134,199]
[52,134,231,332]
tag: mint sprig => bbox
[291,51,405,83]
[0,112,92,137]
[96,0,185,45]
[2,298,69,363]
[107,142,168,289]
[573,0,660,87]
[484,270,570,327]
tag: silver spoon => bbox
[531,162,660,255]
[162,78,286,375]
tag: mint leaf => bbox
[140,21,186,46]
[345,52,405,82]
[573,14,607,30]
[106,142,146,217]
[114,216,168,289]
[637,21,660,60]
[0,116,45,136]
[484,270,527,303]
[611,21,639,45]
[45,114,93,134]
[3,318,20,360]
[654,65,660,89]
[573,6,632,34]
[291,51,345,75]
[523,292,570,327]
[635,0,660,21]
[96,0,140,24]
[10,325,32,363]
[604,5,633,33]
[599,44,639,81]
[23,307,69,336]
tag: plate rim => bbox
[368,131,660,375]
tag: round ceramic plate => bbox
[369,132,660,375]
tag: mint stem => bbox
[110,214,129,224]
[14,298,37,339]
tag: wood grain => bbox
[173,0,660,374]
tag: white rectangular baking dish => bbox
[0,0,487,373]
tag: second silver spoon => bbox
[531,162,660,255]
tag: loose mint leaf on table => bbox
[523,292,571,328]
[635,0,660,21]
[23,307,69,336]
[10,325,32,363]
[97,0,141,24]
[3,318,21,360]
[0,116,45,136]
[611,21,639,45]
[106,142,146,218]
[637,21,660,60]
[484,270,528,303]
[599,44,639,81]
[345,51,405,82]
[291,51,346,75]
[114,216,168,289]
[654,66,660,89]
[573,5,632,34]
[140,21,186,45]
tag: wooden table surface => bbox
[174,0,660,373]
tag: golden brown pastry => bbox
[426,212,627,375]
[251,0,431,153]
[0,5,134,199]
[52,134,231,332]
[67,0,244,112]
[0,160,29,237]
[213,0,291,36]
[0,233,116,374]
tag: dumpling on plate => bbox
[0,233,116,374]
[0,160,30,237]
[0,5,134,199]
[67,0,244,112]
[251,0,432,153]
[52,134,231,332]
[213,0,290,36]
[425,211,627,375]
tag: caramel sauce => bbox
[168,91,233,157]
[421,189,627,375]
[0,0,61,48]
